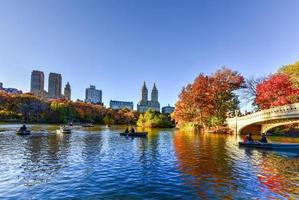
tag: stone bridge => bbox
[226,103,299,134]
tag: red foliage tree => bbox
[255,74,299,109]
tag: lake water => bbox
[0,124,299,199]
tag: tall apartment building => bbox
[30,70,44,95]
[48,73,62,99]
[85,85,102,104]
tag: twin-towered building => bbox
[137,82,160,112]
[30,70,71,100]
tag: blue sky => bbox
[1,0,299,110]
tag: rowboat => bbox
[56,126,72,134]
[16,130,31,135]
[82,123,94,128]
[120,132,148,137]
[239,142,299,151]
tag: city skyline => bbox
[1,1,299,109]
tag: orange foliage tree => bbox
[172,67,244,129]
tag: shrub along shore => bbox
[0,92,174,128]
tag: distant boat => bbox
[56,126,72,134]
[82,123,94,128]
[120,132,148,137]
[239,142,299,152]
[16,129,31,135]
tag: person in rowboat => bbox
[20,124,27,131]
[244,133,254,143]
[259,133,268,143]
[131,127,135,133]
[124,127,129,133]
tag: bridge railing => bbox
[227,103,299,124]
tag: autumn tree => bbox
[279,60,299,88]
[12,94,48,122]
[173,67,244,130]
[255,74,299,109]
[0,91,139,124]
[210,68,244,125]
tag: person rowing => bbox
[259,133,268,143]
[131,127,135,133]
[19,124,27,131]
[244,132,254,143]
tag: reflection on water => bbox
[0,124,298,199]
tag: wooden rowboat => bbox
[120,132,148,137]
[82,123,94,128]
[16,130,31,135]
[239,142,299,151]
[56,126,72,134]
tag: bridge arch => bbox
[261,120,299,134]
[238,124,262,135]
[226,103,299,135]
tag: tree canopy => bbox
[172,67,244,130]
[137,109,174,128]
[0,92,138,124]
[279,61,299,88]
[255,74,299,109]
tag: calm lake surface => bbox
[0,124,299,199]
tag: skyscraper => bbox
[48,73,62,99]
[30,70,44,95]
[137,82,160,112]
[64,82,71,100]
[85,85,102,104]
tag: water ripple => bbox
[0,126,298,199]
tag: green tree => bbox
[279,61,299,88]
[103,114,114,125]
[137,109,174,128]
